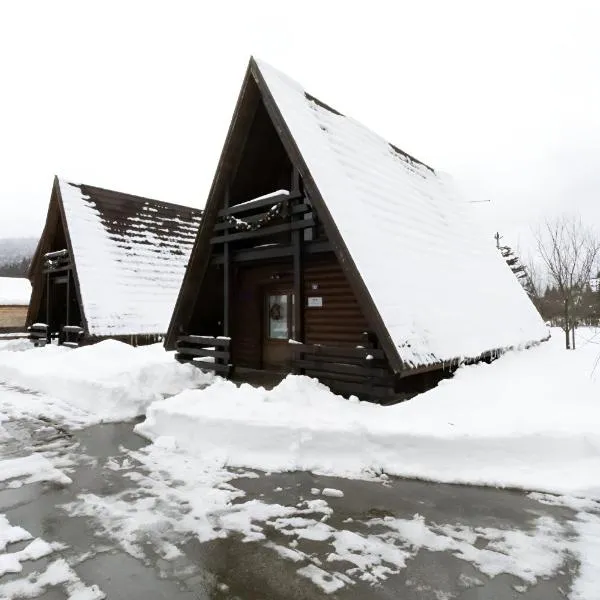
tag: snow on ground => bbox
[0,558,105,600]
[59,440,598,597]
[0,513,103,599]
[136,328,600,499]
[529,492,600,600]
[0,340,212,425]
[0,454,71,486]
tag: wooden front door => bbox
[262,287,294,371]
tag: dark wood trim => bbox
[211,218,315,245]
[175,356,232,375]
[289,343,385,359]
[213,203,311,232]
[175,346,230,360]
[223,186,231,337]
[177,335,232,346]
[294,359,391,379]
[54,177,90,337]
[45,272,50,341]
[211,240,332,265]
[217,191,301,217]
[42,265,72,275]
[315,378,394,399]
[292,168,303,343]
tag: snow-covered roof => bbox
[0,277,31,306]
[255,59,548,368]
[58,179,202,337]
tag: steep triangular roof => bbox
[29,177,202,338]
[167,58,548,370]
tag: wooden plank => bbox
[44,249,69,259]
[63,326,83,333]
[223,185,231,337]
[293,352,387,367]
[42,264,72,274]
[210,218,315,245]
[217,192,301,217]
[177,335,230,347]
[289,344,385,359]
[316,377,393,399]
[175,346,230,360]
[211,240,332,265]
[213,204,311,232]
[294,359,391,379]
[302,368,393,387]
[175,355,231,375]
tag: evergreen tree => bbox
[494,234,535,297]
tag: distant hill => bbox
[0,237,38,277]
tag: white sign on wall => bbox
[307,297,323,307]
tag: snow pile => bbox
[0,277,31,306]
[0,340,212,423]
[136,329,600,498]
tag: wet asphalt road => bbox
[0,413,586,599]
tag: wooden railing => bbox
[61,325,84,348]
[175,335,231,376]
[43,249,71,273]
[290,344,395,403]
[210,191,315,246]
[28,323,48,347]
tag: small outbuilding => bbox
[27,177,202,346]
[165,57,548,402]
[0,277,31,332]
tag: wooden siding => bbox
[0,305,28,329]
[230,253,370,369]
[303,255,369,347]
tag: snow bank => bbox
[136,329,600,498]
[0,340,212,423]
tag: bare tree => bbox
[534,216,600,349]
[525,257,543,300]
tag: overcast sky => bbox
[1,0,598,256]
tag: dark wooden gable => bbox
[27,177,88,335]
[166,58,403,375]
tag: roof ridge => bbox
[55,176,203,215]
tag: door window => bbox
[267,293,290,340]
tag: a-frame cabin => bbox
[28,177,202,346]
[166,58,548,402]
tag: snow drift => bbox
[0,340,212,423]
[136,329,600,498]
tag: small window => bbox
[267,294,290,340]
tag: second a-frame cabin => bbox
[27,177,202,346]
[166,58,548,402]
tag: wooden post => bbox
[66,270,70,327]
[291,168,304,345]
[223,186,230,339]
[46,272,51,344]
